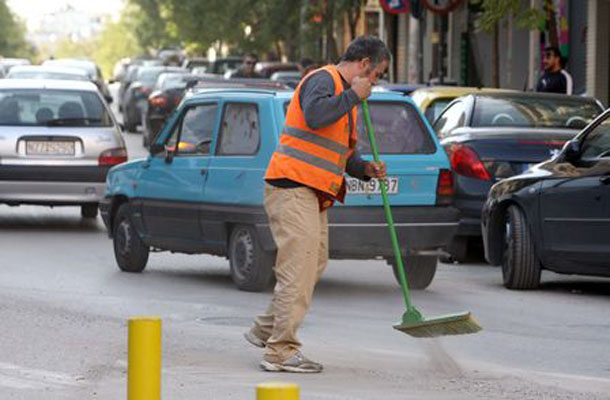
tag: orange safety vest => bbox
[265,65,358,204]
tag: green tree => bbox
[470,0,545,87]
[0,0,35,59]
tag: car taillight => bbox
[150,95,169,108]
[99,148,128,166]
[447,144,491,180]
[436,169,454,206]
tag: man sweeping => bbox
[245,36,391,373]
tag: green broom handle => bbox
[361,100,414,312]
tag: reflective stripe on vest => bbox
[282,126,349,156]
[275,144,343,176]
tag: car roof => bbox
[189,88,411,103]
[470,90,599,103]
[0,79,99,91]
[411,86,514,98]
[8,65,89,77]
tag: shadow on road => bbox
[0,213,104,233]
[538,279,610,297]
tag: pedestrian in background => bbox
[232,53,262,78]
[245,35,390,373]
[536,46,573,95]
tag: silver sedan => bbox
[0,79,127,218]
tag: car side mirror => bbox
[563,139,581,163]
[164,146,176,164]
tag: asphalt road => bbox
[1,88,609,399]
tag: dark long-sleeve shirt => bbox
[267,69,369,188]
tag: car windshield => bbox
[472,96,601,129]
[425,98,452,122]
[8,71,89,81]
[0,89,113,127]
[355,102,436,154]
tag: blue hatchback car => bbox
[100,87,459,291]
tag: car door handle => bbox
[600,175,610,185]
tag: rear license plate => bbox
[26,141,75,155]
[346,177,399,195]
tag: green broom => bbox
[361,99,482,338]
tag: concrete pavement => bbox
[1,199,610,399]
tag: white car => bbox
[0,79,127,218]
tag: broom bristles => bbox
[394,313,482,338]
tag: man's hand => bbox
[352,76,372,100]
[364,161,387,179]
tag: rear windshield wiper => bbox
[46,117,102,126]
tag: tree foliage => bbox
[0,0,34,59]
[470,0,545,32]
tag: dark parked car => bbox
[482,108,610,289]
[122,66,187,132]
[144,71,198,146]
[432,92,604,262]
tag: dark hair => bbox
[300,58,314,68]
[244,52,258,61]
[342,35,391,67]
[544,46,561,58]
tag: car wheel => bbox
[439,236,469,263]
[502,205,541,289]
[389,255,437,290]
[113,203,149,273]
[81,204,98,219]
[229,225,274,292]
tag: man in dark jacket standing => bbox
[536,46,573,95]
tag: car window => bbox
[0,89,112,127]
[217,103,260,155]
[580,116,610,159]
[356,102,436,154]
[433,101,466,138]
[166,103,218,155]
[471,96,601,128]
[424,98,452,122]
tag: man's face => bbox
[243,57,257,73]
[359,58,388,85]
[543,51,560,71]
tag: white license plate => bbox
[26,141,75,155]
[346,177,399,195]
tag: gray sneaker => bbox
[244,331,266,348]
[260,352,323,373]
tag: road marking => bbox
[0,362,82,390]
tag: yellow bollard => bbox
[128,317,161,400]
[257,382,299,400]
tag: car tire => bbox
[440,236,469,263]
[113,203,149,273]
[502,205,541,290]
[81,204,98,219]
[389,255,437,290]
[228,224,274,292]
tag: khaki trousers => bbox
[251,184,328,362]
